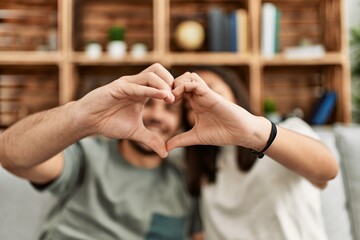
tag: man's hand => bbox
[167,72,266,152]
[74,63,175,157]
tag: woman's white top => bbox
[201,117,328,240]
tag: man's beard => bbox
[128,140,157,156]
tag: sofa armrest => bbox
[0,167,56,240]
[314,126,352,240]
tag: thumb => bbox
[137,128,168,158]
[167,129,199,151]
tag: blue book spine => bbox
[310,91,337,125]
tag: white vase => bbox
[85,43,102,59]
[130,43,147,58]
[107,41,127,59]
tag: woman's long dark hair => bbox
[183,66,257,197]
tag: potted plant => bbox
[263,98,281,123]
[85,40,102,59]
[351,27,360,123]
[107,25,126,58]
[130,42,147,58]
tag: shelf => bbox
[262,64,349,123]
[0,51,61,65]
[261,53,344,66]
[72,52,252,66]
[0,0,351,125]
[0,66,59,128]
[71,52,158,66]
[74,0,154,52]
[166,53,251,65]
[0,2,58,52]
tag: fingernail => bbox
[168,92,175,102]
[162,151,168,158]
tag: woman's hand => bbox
[167,72,269,152]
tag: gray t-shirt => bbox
[35,137,193,240]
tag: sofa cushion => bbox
[0,167,56,240]
[314,127,353,240]
[335,124,360,240]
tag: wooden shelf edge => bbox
[261,53,343,66]
[166,53,252,65]
[71,52,159,66]
[0,51,61,65]
[71,52,252,66]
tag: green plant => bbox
[350,27,360,123]
[351,27,360,76]
[263,98,277,114]
[108,26,125,41]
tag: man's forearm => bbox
[0,101,93,169]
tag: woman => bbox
[169,66,336,240]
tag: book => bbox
[261,3,279,57]
[223,12,232,52]
[208,6,225,52]
[210,6,247,52]
[237,9,248,53]
[274,8,281,53]
[309,90,337,125]
[230,11,238,52]
[284,44,325,59]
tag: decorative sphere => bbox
[174,21,205,51]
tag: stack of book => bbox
[207,6,248,53]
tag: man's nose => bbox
[151,103,166,120]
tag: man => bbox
[0,64,193,239]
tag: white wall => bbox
[346,0,360,29]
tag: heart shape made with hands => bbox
[78,64,250,159]
[137,72,244,159]
[135,72,216,157]
[141,108,196,158]
[127,68,260,159]
[90,65,254,159]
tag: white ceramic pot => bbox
[85,43,102,59]
[130,43,147,58]
[107,41,127,59]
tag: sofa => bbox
[315,124,360,240]
[0,124,360,240]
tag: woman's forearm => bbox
[265,126,338,184]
